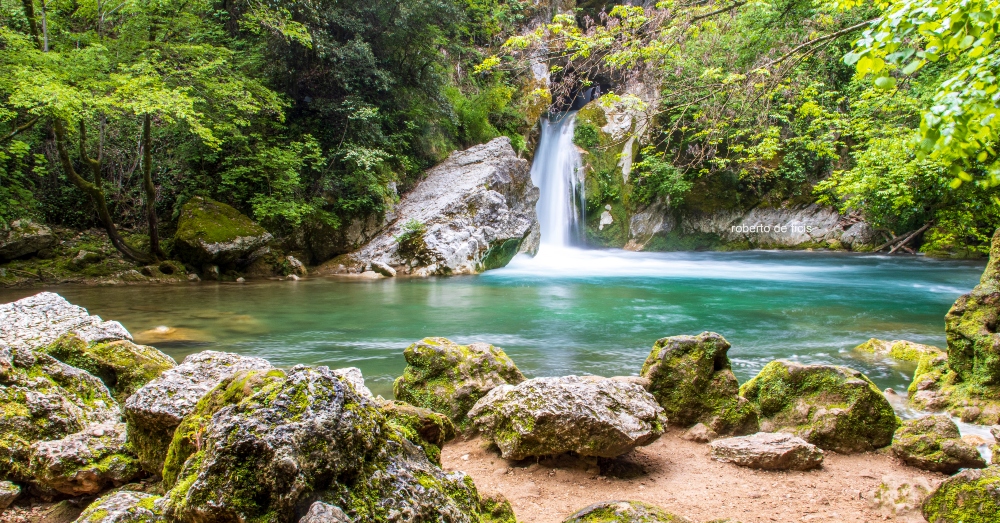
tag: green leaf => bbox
[874,75,897,90]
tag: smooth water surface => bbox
[0,250,984,398]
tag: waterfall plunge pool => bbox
[0,249,984,400]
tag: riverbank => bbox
[441,431,943,522]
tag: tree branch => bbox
[691,1,747,22]
[764,19,877,68]
[0,116,40,144]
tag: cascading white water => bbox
[531,113,584,247]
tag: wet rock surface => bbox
[346,137,538,275]
[740,360,899,452]
[891,415,986,473]
[393,337,524,429]
[0,292,132,351]
[123,350,273,474]
[853,338,944,362]
[709,432,824,471]
[468,375,666,460]
[640,332,758,435]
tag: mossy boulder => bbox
[563,500,692,523]
[922,465,1000,523]
[468,376,666,460]
[0,219,57,261]
[161,364,514,523]
[640,332,759,435]
[891,415,986,473]
[173,196,272,267]
[0,345,120,482]
[39,333,176,404]
[123,350,273,475]
[739,360,899,452]
[75,490,165,523]
[853,338,944,363]
[29,422,142,496]
[382,400,456,465]
[907,228,1000,425]
[393,337,525,430]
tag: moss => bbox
[478,237,523,271]
[640,333,759,435]
[740,360,899,452]
[162,369,286,488]
[174,196,266,245]
[922,465,1000,523]
[393,337,524,430]
[382,400,456,465]
[853,338,944,363]
[564,500,690,522]
[39,333,175,404]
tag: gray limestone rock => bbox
[0,292,132,351]
[709,432,824,471]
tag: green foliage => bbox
[573,122,600,149]
[394,219,426,244]
[632,148,693,205]
[842,0,1000,185]
[0,140,44,226]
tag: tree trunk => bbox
[142,114,165,260]
[19,0,42,49]
[53,120,152,264]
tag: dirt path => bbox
[441,430,944,523]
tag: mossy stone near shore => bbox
[853,338,944,363]
[922,465,1000,523]
[393,337,525,430]
[39,333,175,404]
[173,196,272,267]
[640,332,759,435]
[382,400,456,465]
[891,415,986,473]
[563,500,692,523]
[740,360,899,452]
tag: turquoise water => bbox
[0,249,984,398]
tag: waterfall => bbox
[531,112,584,247]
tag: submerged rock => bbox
[853,338,944,362]
[922,465,1000,523]
[563,500,692,523]
[0,219,57,261]
[161,364,513,523]
[39,333,175,404]
[468,375,666,460]
[0,345,119,482]
[173,196,273,267]
[0,480,20,510]
[29,422,141,496]
[709,432,824,471]
[124,350,273,474]
[75,490,164,523]
[382,400,456,465]
[740,360,899,452]
[640,332,759,435]
[891,415,986,473]
[0,292,132,351]
[348,137,538,275]
[393,337,525,429]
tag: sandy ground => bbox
[441,430,945,523]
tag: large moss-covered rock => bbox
[739,360,899,453]
[0,292,132,351]
[468,375,666,460]
[0,480,20,509]
[0,345,119,482]
[907,229,1000,425]
[922,465,1000,523]
[853,338,944,363]
[161,364,514,523]
[0,219,57,261]
[640,332,759,435]
[29,422,142,496]
[393,337,525,430]
[891,415,986,473]
[123,350,273,475]
[74,490,165,523]
[39,333,175,404]
[382,400,456,466]
[173,196,272,267]
[563,500,692,523]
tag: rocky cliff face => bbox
[328,137,539,276]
